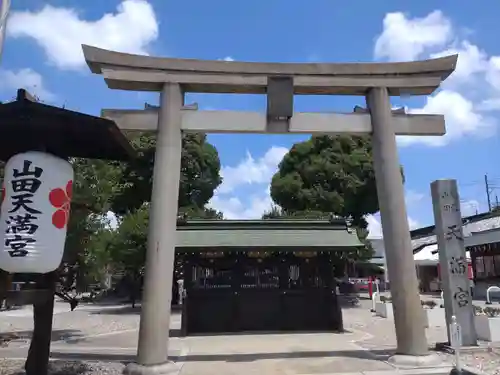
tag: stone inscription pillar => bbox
[367,87,428,356]
[125,83,183,374]
[431,179,477,346]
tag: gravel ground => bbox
[435,349,500,375]
[0,359,125,375]
[0,302,140,345]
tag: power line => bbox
[456,174,499,212]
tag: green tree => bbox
[268,135,396,260]
[111,133,223,218]
[262,205,330,220]
[106,132,224,302]
[62,158,122,290]
[270,135,401,226]
[261,205,374,261]
[109,204,149,276]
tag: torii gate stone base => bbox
[82,45,457,375]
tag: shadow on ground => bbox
[49,351,181,363]
[1,329,83,345]
[89,306,141,315]
[186,329,353,337]
[62,328,181,344]
[181,348,393,362]
[48,348,393,364]
[88,304,182,315]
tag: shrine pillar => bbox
[124,83,183,374]
[367,88,429,358]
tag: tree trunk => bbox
[25,272,56,375]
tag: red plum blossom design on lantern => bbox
[49,180,73,229]
[1,184,4,205]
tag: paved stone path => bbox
[4,299,499,374]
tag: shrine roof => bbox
[175,219,363,249]
[0,89,135,161]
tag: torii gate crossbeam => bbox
[82,44,457,374]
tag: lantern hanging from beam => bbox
[0,151,73,273]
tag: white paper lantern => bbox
[0,151,74,273]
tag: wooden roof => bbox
[0,89,135,161]
[175,219,363,250]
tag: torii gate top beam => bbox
[82,45,457,96]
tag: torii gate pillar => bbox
[82,45,457,374]
[367,88,428,357]
[134,83,183,372]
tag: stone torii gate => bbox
[82,44,457,374]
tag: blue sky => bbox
[1,0,499,237]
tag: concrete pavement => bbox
[0,300,461,375]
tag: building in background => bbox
[369,212,500,295]
[465,220,500,299]
[410,212,500,295]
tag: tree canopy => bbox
[270,135,402,228]
[261,204,374,261]
[62,158,122,290]
[267,134,401,261]
[111,133,222,218]
[102,132,223,278]
[108,203,149,276]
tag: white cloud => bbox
[219,56,234,62]
[478,97,500,111]
[477,56,500,111]
[0,68,55,101]
[484,56,500,98]
[398,90,494,147]
[106,211,119,229]
[366,190,423,238]
[212,145,426,233]
[7,0,158,70]
[460,200,480,217]
[367,213,420,239]
[374,11,500,145]
[216,146,288,194]
[374,11,452,61]
[431,41,488,85]
[408,217,422,230]
[209,194,271,220]
[210,146,288,219]
[366,214,383,238]
[405,190,425,205]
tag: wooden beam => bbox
[102,109,446,136]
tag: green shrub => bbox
[483,306,500,318]
[473,305,483,316]
[421,300,437,309]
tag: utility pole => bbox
[485,174,492,211]
[0,0,11,62]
